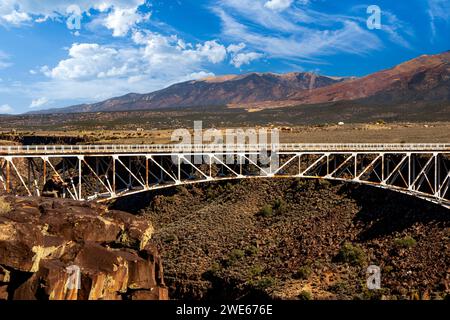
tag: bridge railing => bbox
[0,143,449,155]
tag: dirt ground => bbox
[0,122,449,145]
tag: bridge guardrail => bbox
[0,143,449,155]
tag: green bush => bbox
[336,243,366,266]
[258,204,273,217]
[244,245,259,256]
[254,276,276,290]
[294,266,312,280]
[223,249,245,267]
[318,179,332,188]
[230,249,245,260]
[272,198,287,214]
[328,282,349,294]
[249,265,264,277]
[298,290,312,300]
[394,236,417,248]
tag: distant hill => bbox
[32,51,450,115]
[287,50,450,105]
[31,72,347,114]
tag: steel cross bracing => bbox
[0,143,449,208]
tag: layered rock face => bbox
[0,196,168,300]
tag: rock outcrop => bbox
[0,196,168,300]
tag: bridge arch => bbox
[0,143,448,208]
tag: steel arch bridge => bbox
[0,143,449,208]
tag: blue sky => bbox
[0,0,449,114]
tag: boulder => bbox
[0,197,167,300]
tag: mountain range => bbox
[33,51,450,114]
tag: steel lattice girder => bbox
[0,150,449,208]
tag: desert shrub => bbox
[258,204,273,217]
[336,243,366,266]
[244,245,259,256]
[317,179,331,188]
[223,249,245,267]
[0,197,11,215]
[272,198,287,214]
[384,265,394,273]
[328,282,350,294]
[248,265,264,277]
[229,249,245,260]
[202,262,222,280]
[394,236,417,248]
[294,266,312,280]
[298,290,312,300]
[253,276,276,290]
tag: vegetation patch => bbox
[298,290,312,300]
[252,276,276,291]
[394,236,417,248]
[223,249,245,267]
[335,242,366,266]
[257,198,287,217]
[258,204,273,217]
[244,245,259,256]
[294,265,312,280]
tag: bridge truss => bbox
[0,144,449,207]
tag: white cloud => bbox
[214,7,382,63]
[0,0,147,36]
[231,52,263,67]
[195,40,227,63]
[0,104,13,113]
[382,12,414,49]
[212,1,416,63]
[264,0,293,12]
[427,0,450,37]
[0,51,12,69]
[103,7,150,37]
[0,0,145,18]
[43,43,134,80]
[227,43,246,53]
[1,10,31,25]
[43,36,228,83]
[23,33,237,106]
[29,97,49,108]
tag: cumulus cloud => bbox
[264,0,293,11]
[43,43,135,80]
[25,32,237,105]
[1,10,31,25]
[195,40,227,63]
[231,52,263,68]
[43,35,228,82]
[102,7,150,37]
[0,104,13,113]
[29,97,49,108]
[0,0,147,36]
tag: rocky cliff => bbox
[0,196,168,300]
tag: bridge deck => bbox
[1,143,449,155]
